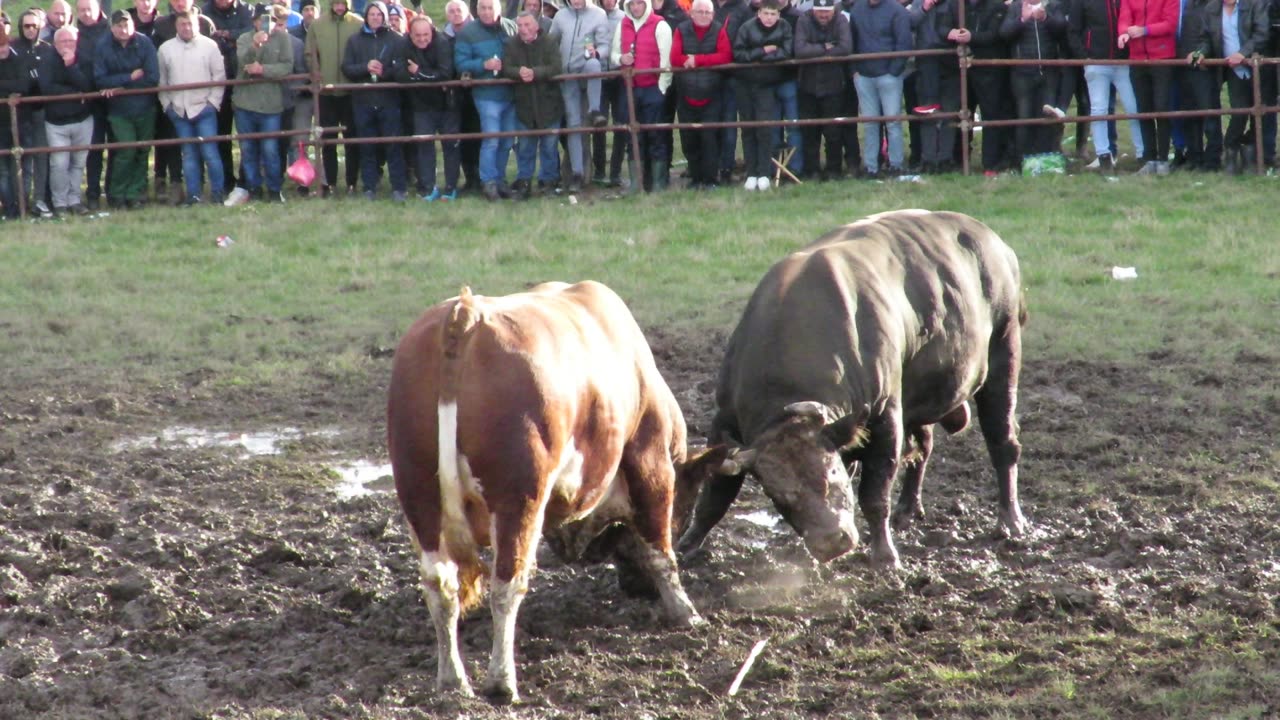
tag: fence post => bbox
[7,94,26,219]
[957,47,971,176]
[1250,54,1264,174]
[622,66,643,193]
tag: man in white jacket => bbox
[157,10,227,204]
[550,0,612,190]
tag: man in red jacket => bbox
[1118,0,1177,173]
[670,0,731,189]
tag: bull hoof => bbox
[437,678,475,698]
[868,545,902,573]
[1000,509,1029,538]
[891,504,924,532]
[481,680,519,705]
[666,608,705,629]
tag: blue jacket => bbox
[94,32,160,117]
[454,16,517,103]
[849,0,913,77]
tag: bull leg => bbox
[892,425,933,532]
[482,494,548,705]
[859,405,903,571]
[625,456,704,627]
[675,471,746,558]
[975,320,1028,537]
[417,545,473,696]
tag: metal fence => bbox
[5,41,1278,217]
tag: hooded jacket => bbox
[609,0,672,92]
[550,0,613,74]
[502,26,565,127]
[305,0,364,95]
[455,12,518,102]
[341,0,403,105]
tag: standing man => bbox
[153,0,217,203]
[670,0,731,189]
[158,9,227,203]
[455,0,518,200]
[0,26,29,219]
[609,0,672,191]
[442,0,482,193]
[95,10,159,209]
[850,0,912,177]
[41,1,75,43]
[204,0,254,193]
[229,3,293,203]
[341,0,408,200]
[1068,0,1146,172]
[40,26,95,216]
[593,0,628,187]
[504,10,563,197]
[793,0,850,180]
[305,0,364,195]
[1194,0,1269,172]
[15,9,56,217]
[732,0,792,191]
[550,0,611,191]
[75,0,113,209]
[397,14,462,200]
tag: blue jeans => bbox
[853,72,904,172]
[234,108,283,193]
[773,79,802,174]
[353,102,407,193]
[1083,64,1144,159]
[515,118,561,183]
[168,105,224,200]
[474,98,516,185]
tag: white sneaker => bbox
[33,200,53,218]
[223,186,250,207]
[757,176,771,191]
[743,176,759,191]
[1085,156,1101,170]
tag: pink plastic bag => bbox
[287,143,316,187]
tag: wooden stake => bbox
[726,639,769,697]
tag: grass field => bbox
[3,173,1280,719]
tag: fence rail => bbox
[5,44,1276,217]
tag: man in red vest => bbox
[609,0,672,191]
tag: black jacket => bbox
[999,0,1067,72]
[1196,0,1270,58]
[1176,0,1213,56]
[949,0,1010,59]
[0,51,32,129]
[793,11,851,96]
[1067,0,1128,59]
[733,16,793,85]
[395,33,456,112]
[39,50,95,125]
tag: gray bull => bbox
[677,210,1028,569]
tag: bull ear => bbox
[822,404,871,451]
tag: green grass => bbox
[3,173,1279,391]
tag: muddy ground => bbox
[3,326,1279,719]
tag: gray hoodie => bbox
[551,0,615,73]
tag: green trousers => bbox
[107,112,156,202]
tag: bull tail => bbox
[1017,290,1029,328]
[438,286,488,614]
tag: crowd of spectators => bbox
[2,0,1280,217]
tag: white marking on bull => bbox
[419,550,471,694]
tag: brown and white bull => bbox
[387,282,723,704]
[677,210,1029,570]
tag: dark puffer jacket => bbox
[732,15,793,85]
[395,31,456,112]
[341,0,403,107]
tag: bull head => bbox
[733,403,871,562]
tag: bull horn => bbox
[721,448,757,475]
[782,401,828,422]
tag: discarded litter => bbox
[568,195,578,205]
[216,235,234,248]
[1110,266,1137,280]
[897,174,924,183]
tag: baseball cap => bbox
[252,3,272,19]
[812,0,836,7]
[110,9,131,23]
